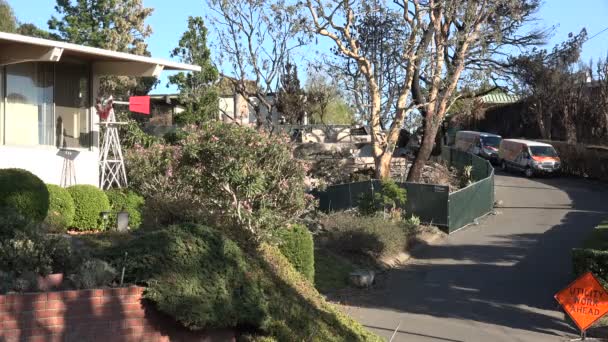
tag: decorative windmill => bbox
[96,96,150,190]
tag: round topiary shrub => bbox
[45,184,75,232]
[277,224,314,282]
[67,185,110,231]
[0,168,49,223]
[105,189,145,230]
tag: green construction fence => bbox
[316,147,494,233]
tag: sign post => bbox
[555,272,608,340]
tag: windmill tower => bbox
[97,96,128,189]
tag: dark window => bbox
[481,136,501,148]
[529,146,558,157]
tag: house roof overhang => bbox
[0,32,201,77]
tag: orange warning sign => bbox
[555,272,608,331]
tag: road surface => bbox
[343,172,608,341]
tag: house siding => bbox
[0,146,99,187]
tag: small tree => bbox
[0,0,17,33]
[169,16,219,125]
[17,23,55,39]
[358,179,406,217]
[276,62,306,124]
[305,70,354,125]
[510,30,588,142]
[206,0,307,127]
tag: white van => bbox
[454,131,502,162]
[498,139,561,177]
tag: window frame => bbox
[0,61,93,151]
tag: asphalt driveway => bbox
[343,172,608,341]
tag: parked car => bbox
[454,131,502,163]
[498,139,561,177]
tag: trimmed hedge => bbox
[277,224,314,282]
[573,248,608,288]
[572,220,608,287]
[0,168,49,223]
[45,184,75,232]
[67,185,110,231]
[105,189,145,230]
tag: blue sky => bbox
[8,0,608,94]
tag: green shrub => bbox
[106,189,145,230]
[126,122,312,242]
[111,224,269,330]
[163,128,190,145]
[45,234,78,275]
[459,165,474,188]
[67,185,110,231]
[358,179,407,216]
[70,259,117,289]
[0,231,74,277]
[0,207,34,238]
[572,248,608,288]
[45,184,75,232]
[277,224,314,282]
[0,232,52,276]
[13,272,39,293]
[117,111,160,149]
[320,211,408,259]
[102,224,380,341]
[572,220,608,287]
[0,168,49,223]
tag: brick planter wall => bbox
[0,286,235,342]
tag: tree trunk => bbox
[407,119,440,182]
[376,152,392,179]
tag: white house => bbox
[0,32,200,187]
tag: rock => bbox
[349,270,375,288]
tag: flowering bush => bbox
[126,122,312,243]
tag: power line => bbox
[544,26,608,59]
[586,26,608,43]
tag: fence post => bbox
[348,183,353,209]
[450,147,453,167]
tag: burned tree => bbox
[207,0,306,127]
[305,0,543,181]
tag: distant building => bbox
[142,90,282,129]
[445,92,521,144]
[218,92,281,125]
[147,94,185,126]
[478,93,521,106]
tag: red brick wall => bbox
[0,286,235,342]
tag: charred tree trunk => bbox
[407,118,440,182]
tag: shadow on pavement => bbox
[338,173,608,338]
[363,324,465,342]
